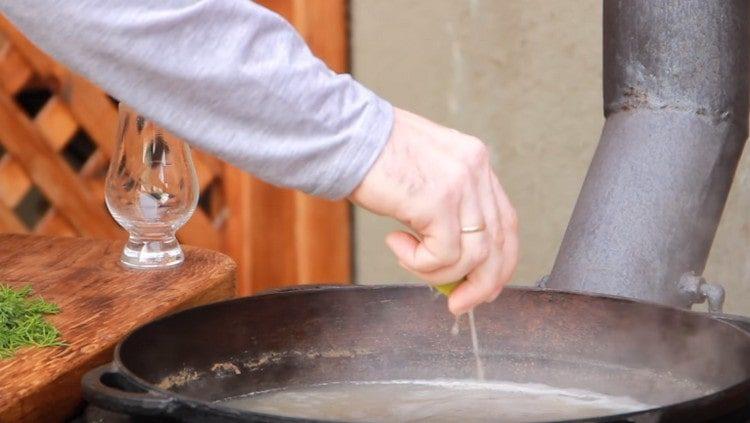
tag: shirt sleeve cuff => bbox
[312,95,394,200]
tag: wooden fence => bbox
[0,0,351,294]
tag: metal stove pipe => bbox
[546,0,749,309]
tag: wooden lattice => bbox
[0,1,351,294]
[0,16,227,251]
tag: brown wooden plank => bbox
[58,74,118,157]
[35,96,78,151]
[79,150,108,179]
[83,177,106,205]
[0,88,120,238]
[247,180,298,293]
[178,207,221,251]
[222,163,299,294]
[0,15,65,80]
[0,45,33,94]
[297,0,349,72]
[192,148,222,178]
[208,179,226,222]
[192,152,215,192]
[257,0,295,21]
[223,165,253,295]
[0,197,27,233]
[295,194,351,283]
[79,154,124,239]
[80,156,111,227]
[291,0,352,283]
[0,234,236,422]
[33,210,77,237]
[0,156,31,207]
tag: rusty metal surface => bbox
[547,0,749,308]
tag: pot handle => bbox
[82,363,176,417]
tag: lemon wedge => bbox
[434,279,464,296]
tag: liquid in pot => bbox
[219,379,652,422]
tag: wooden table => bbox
[0,234,236,422]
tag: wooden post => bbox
[230,0,352,294]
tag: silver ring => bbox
[460,225,485,234]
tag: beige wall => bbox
[351,0,750,315]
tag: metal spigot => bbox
[677,272,725,313]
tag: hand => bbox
[349,108,519,315]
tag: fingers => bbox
[395,182,489,282]
[385,203,462,274]
[448,267,499,314]
[447,169,507,315]
[450,174,519,314]
[386,157,517,316]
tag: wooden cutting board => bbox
[0,234,236,422]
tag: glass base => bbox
[120,235,184,269]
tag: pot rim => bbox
[110,284,750,422]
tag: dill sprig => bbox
[0,284,64,359]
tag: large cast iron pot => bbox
[82,285,750,422]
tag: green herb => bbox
[0,285,64,359]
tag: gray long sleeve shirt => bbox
[1,0,393,199]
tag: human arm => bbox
[1,0,391,198]
[1,1,519,314]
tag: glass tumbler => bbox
[105,104,199,269]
